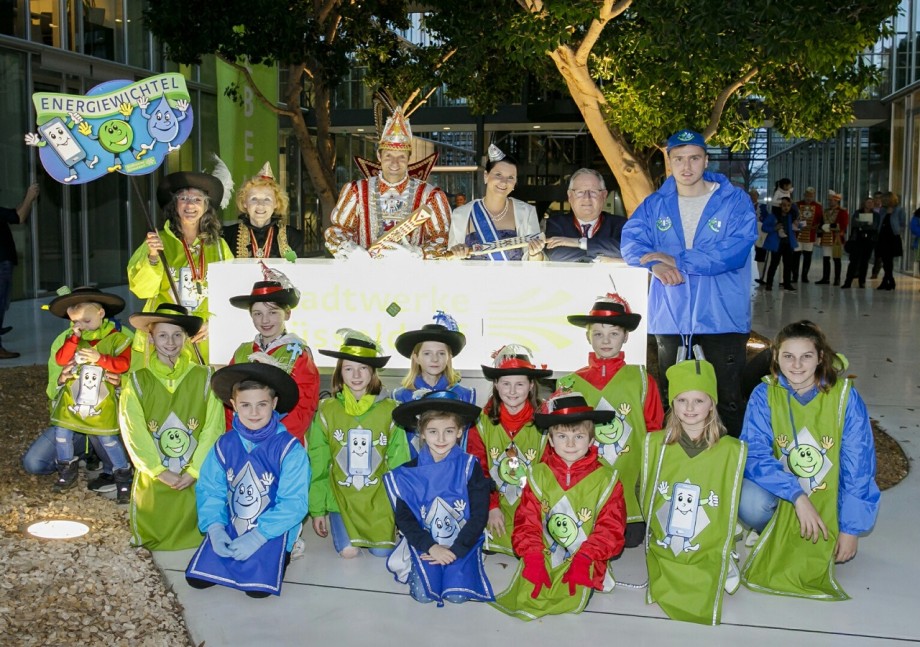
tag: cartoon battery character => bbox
[347,428,373,476]
[656,480,719,552]
[25,116,100,182]
[68,364,105,418]
[178,266,206,309]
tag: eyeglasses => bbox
[176,195,206,205]
[571,189,603,199]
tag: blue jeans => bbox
[52,426,129,470]
[22,427,111,474]
[328,512,393,557]
[656,332,748,438]
[738,478,780,533]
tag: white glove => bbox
[822,224,831,232]
[334,240,369,260]
[375,240,423,259]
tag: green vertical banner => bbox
[216,59,279,191]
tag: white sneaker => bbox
[291,537,305,560]
[724,552,741,594]
[744,529,760,548]
[734,522,743,542]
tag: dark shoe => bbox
[0,325,11,335]
[781,283,797,292]
[87,472,116,493]
[755,278,765,285]
[841,282,851,289]
[815,279,830,285]
[0,347,20,359]
[52,459,80,492]
[114,467,133,504]
[833,279,840,286]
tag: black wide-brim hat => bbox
[567,298,641,332]
[395,324,466,358]
[392,391,482,429]
[128,303,203,337]
[481,356,553,381]
[156,171,224,208]
[230,281,300,309]
[211,362,299,414]
[532,392,617,430]
[48,287,125,319]
[319,336,390,368]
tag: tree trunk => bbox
[283,66,338,229]
[547,46,656,215]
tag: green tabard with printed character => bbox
[477,414,546,556]
[559,366,648,522]
[741,377,850,600]
[312,398,405,549]
[492,462,619,620]
[641,430,746,624]
[49,324,132,434]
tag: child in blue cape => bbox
[384,391,493,606]
[185,362,310,597]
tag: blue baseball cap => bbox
[666,129,707,153]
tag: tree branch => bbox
[216,53,297,117]
[517,0,544,12]
[576,0,632,66]
[703,67,760,140]
[404,48,457,116]
[315,0,339,26]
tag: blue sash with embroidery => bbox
[384,446,493,604]
[185,430,298,595]
[471,200,511,261]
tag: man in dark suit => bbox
[544,168,627,262]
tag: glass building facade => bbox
[1,0,218,299]
[767,0,920,274]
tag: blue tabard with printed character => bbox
[185,430,299,596]
[383,446,493,604]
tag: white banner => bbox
[208,258,649,375]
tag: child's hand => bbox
[207,524,234,558]
[59,362,78,385]
[487,508,506,538]
[71,323,83,337]
[312,515,329,538]
[157,471,181,488]
[793,493,829,543]
[835,532,858,563]
[76,347,101,364]
[561,553,594,596]
[521,552,551,599]
[173,473,196,490]
[229,530,267,561]
[189,321,209,344]
[105,372,122,387]
[421,544,456,566]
